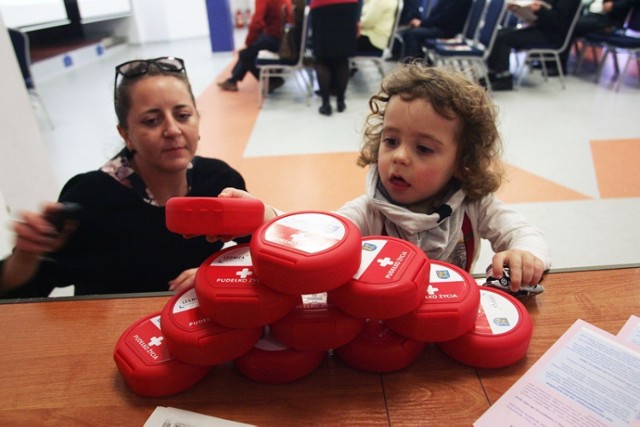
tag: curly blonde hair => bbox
[358,63,503,200]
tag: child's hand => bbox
[490,249,545,291]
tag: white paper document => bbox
[144,407,254,427]
[618,315,640,351]
[475,318,640,426]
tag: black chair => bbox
[431,0,506,88]
[255,6,313,106]
[513,2,583,89]
[422,0,488,63]
[587,6,640,91]
[8,28,54,129]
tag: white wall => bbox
[0,13,58,214]
[127,0,209,44]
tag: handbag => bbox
[278,23,298,63]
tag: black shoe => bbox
[490,76,513,91]
[337,100,346,112]
[268,78,285,94]
[319,104,332,116]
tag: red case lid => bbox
[328,237,430,319]
[249,211,362,295]
[113,312,210,397]
[270,293,365,351]
[161,287,262,366]
[437,287,533,369]
[234,327,326,384]
[195,244,299,329]
[335,320,427,373]
[165,197,265,236]
[386,260,480,342]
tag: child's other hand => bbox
[491,249,545,291]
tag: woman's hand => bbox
[490,249,545,291]
[168,268,197,293]
[1,203,76,289]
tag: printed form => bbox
[475,318,640,426]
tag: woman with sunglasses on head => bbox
[0,57,249,298]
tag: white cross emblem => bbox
[377,257,394,267]
[236,268,253,279]
[427,285,439,295]
[148,336,163,347]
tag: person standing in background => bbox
[218,0,293,93]
[310,0,359,116]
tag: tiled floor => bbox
[33,32,640,276]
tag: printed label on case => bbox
[423,265,467,303]
[264,213,346,254]
[127,315,172,363]
[206,246,259,285]
[353,239,411,282]
[172,288,211,330]
[474,290,520,335]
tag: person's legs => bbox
[315,58,333,115]
[488,27,550,90]
[219,35,279,91]
[333,57,350,112]
[238,35,280,81]
[401,27,443,59]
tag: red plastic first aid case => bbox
[249,211,362,295]
[160,287,262,366]
[437,287,533,369]
[234,327,326,384]
[113,312,210,397]
[165,196,264,236]
[335,320,426,373]
[270,293,365,351]
[328,236,430,319]
[386,260,480,342]
[195,244,299,329]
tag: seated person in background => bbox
[0,57,251,298]
[218,64,550,291]
[560,0,640,71]
[217,0,293,93]
[396,0,472,60]
[390,0,423,60]
[356,0,399,56]
[487,0,582,91]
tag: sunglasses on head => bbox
[115,56,186,78]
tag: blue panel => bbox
[206,0,235,52]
